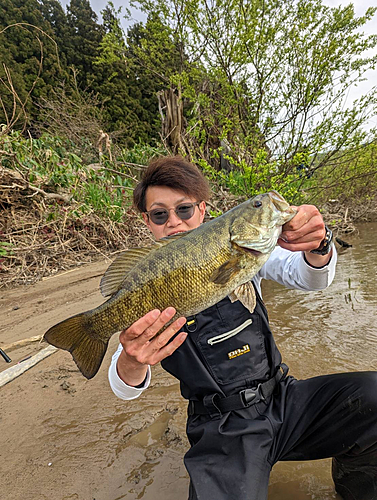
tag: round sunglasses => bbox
[145,202,201,225]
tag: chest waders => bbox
[161,286,377,500]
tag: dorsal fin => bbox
[100,233,188,297]
[100,248,151,297]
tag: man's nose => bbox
[166,208,182,226]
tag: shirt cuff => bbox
[108,344,151,400]
[297,243,337,290]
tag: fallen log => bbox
[0,345,57,387]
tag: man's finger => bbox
[149,331,188,365]
[283,205,319,231]
[121,309,161,341]
[278,237,324,252]
[138,307,178,343]
[123,307,178,347]
[280,227,325,245]
[145,316,187,353]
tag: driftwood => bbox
[97,129,112,161]
[0,345,57,387]
[2,334,44,352]
[1,180,71,203]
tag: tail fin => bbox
[44,313,108,379]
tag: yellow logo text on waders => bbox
[228,344,251,360]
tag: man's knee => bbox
[332,458,377,500]
[357,372,377,414]
[343,372,377,416]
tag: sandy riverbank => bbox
[0,262,191,500]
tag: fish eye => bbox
[253,200,262,208]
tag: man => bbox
[109,155,377,500]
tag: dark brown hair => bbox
[133,155,211,212]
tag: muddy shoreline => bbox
[0,263,190,500]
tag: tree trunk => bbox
[157,88,186,154]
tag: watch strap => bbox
[310,225,333,255]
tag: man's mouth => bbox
[168,231,185,236]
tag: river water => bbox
[122,222,377,500]
[263,222,377,498]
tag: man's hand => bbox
[278,204,332,267]
[278,204,325,252]
[116,307,187,387]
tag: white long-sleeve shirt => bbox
[108,245,337,400]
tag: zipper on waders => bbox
[207,318,253,345]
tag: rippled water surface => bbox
[263,222,377,498]
[264,222,377,377]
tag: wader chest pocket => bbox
[207,319,253,345]
[197,315,270,385]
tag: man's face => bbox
[142,186,206,240]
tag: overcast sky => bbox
[59,0,376,125]
[59,0,377,35]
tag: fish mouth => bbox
[242,247,263,256]
[268,190,290,211]
[233,240,268,256]
[267,191,297,225]
[234,226,282,255]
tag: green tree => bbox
[0,0,62,131]
[38,0,71,69]
[65,0,104,89]
[132,0,377,199]
[94,4,187,145]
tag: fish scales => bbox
[44,191,296,379]
[84,242,234,337]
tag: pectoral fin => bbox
[229,282,256,313]
[209,258,241,285]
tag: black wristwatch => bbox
[310,225,333,255]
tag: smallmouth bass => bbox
[44,191,296,379]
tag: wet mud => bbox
[1,223,376,499]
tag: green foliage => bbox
[65,0,104,88]
[1,0,376,207]
[92,6,176,144]
[0,242,13,257]
[197,149,310,205]
[134,0,377,198]
[1,131,139,221]
[308,140,377,205]
[119,143,167,165]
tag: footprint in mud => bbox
[60,380,76,394]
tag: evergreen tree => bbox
[0,0,63,129]
[93,5,172,145]
[38,0,71,69]
[97,9,191,144]
[65,0,103,89]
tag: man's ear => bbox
[142,212,151,230]
[199,201,206,223]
